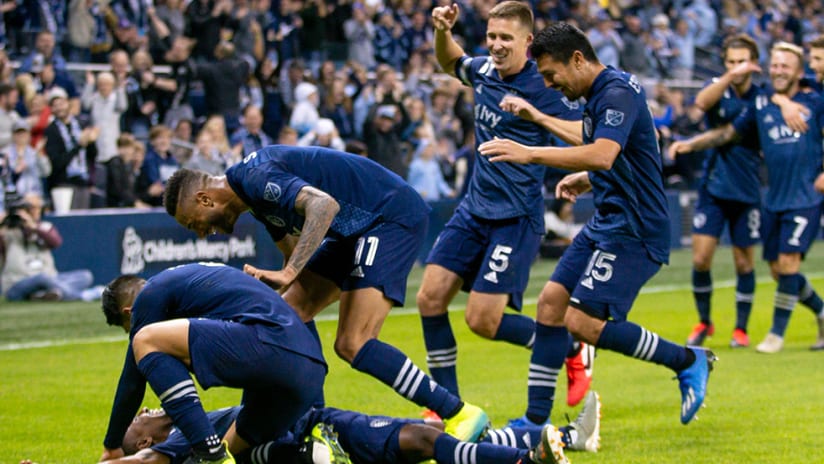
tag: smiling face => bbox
[485,16,532,78]
[769,49,803,95]
[536,53,582,100]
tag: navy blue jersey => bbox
[153,408,241,463]
[732,90,824,211]
[103,263,325,449]
[701,80,763,203]
[582,67,670,264]
[455,56,581,233]
[225,145,430,241]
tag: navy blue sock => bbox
[598,320,692,372]
[305,320,326,408]
[434,433,526,464]
[493,313,536,348]
[692,269,712,324]
[771,274,800,336]
[421,314,460,397]
[352,339,461,418]
[566,340,581,358]
[483,426,541,449]
[735,271,755,331]
[798,274,824,317]
[137,352,219,453]
[525,323,567,423]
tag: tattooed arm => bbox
[245,186,340,290]
[286,186,341,276]
[667,123,739,159]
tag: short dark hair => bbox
[488,1,534,32]
[722,33,760,62]
[530,22,598,65]
[810,35,824,50]
[101,275,146,327]
[0,83,14,98]
[163,168,208,217]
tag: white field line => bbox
[3,272,823,352]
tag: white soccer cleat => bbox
[567,391,601,452]
[756,333,784,354]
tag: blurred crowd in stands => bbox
[0,0,823,217]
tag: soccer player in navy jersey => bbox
[162,146,488,443]
[97,392,601,464]
[98,263,328,464]
[419,1,593,437]
[670,42,824,353]
[669,34,765,348]
[478,22,716,428]
[670,34,809,349]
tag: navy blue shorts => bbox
[761,204,823,262]
[188,319,326,445]
[306,218,427,306]
[550,232,661,322]
[298,407,422,464]
[692,188,761,247]
[425,207,542,311]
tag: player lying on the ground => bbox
[22,392,597,464]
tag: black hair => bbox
[163,168,207,217]
[530,22,599,64]
[101,275,145,327]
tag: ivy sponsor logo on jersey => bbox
[120,227,256,274]
[475,103,503,129]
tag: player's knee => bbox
[132,326,157,359]
[417,286,448,316]
[692,254,712,271]
[733,256,753,274]
[464,310,498,339]
[537,292,566,325]
[333,335,364,363]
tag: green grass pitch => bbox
[2,245,824,463]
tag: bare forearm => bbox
[694,76,733,111]
[533,113,584,146]
[287,195,339,274]
[528,143,615,171]
[684,125,737,151]
[434,29,464,77]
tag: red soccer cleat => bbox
[565,343,594,407]
[686,322,715,346]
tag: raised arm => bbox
[433,3,465,77]
[693,61,760,112]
